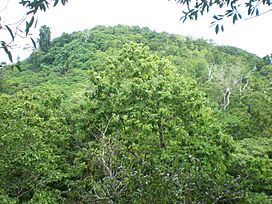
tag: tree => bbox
[174,0,272,33]
[0,91,73,203]
[38,25,51,52]
[0,0,68,63]
[74,42,235,202]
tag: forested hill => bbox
[1,25,271,203]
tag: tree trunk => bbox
[158,120,166,149]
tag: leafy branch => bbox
[0,0,68,63]
[175,0,272,33]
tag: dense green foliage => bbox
[0,25,271,203]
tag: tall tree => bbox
[38,25,51,52]
[76,42,234,203]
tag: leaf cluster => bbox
[175,0,272,33]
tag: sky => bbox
[1,0,272,62]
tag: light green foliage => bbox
[0,25,271,203]
[0,190,17,204]
[0,92,72,202]
[28,189,62,204]
[75,42,235,202]
[245,193,272,204]
[229,138,272,202]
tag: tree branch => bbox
[245,8,272,21]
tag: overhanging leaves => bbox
[5,26,15,41]
[1,41,13,62]
[175,0,272,33]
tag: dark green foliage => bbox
[0,25,271,203]
[38,25,52,52]
[1,1,68,63]
[175,0,272,33]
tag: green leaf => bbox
[30,37,37,50]
[213,15,223,21]
[25,16,35,35]
[232,14,238,24]
[215,24,219,34]
[26,9,35,15]
[29,16,35,27]
[34,17,39,29]
[1,42,13,62]
[40,3,46,11]
[13,64,22,72]
[61,0,68,5]
[5,25,15,41]
[256,8,260,16]
[53,0,59,7]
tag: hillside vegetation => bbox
[0,25,271,203]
